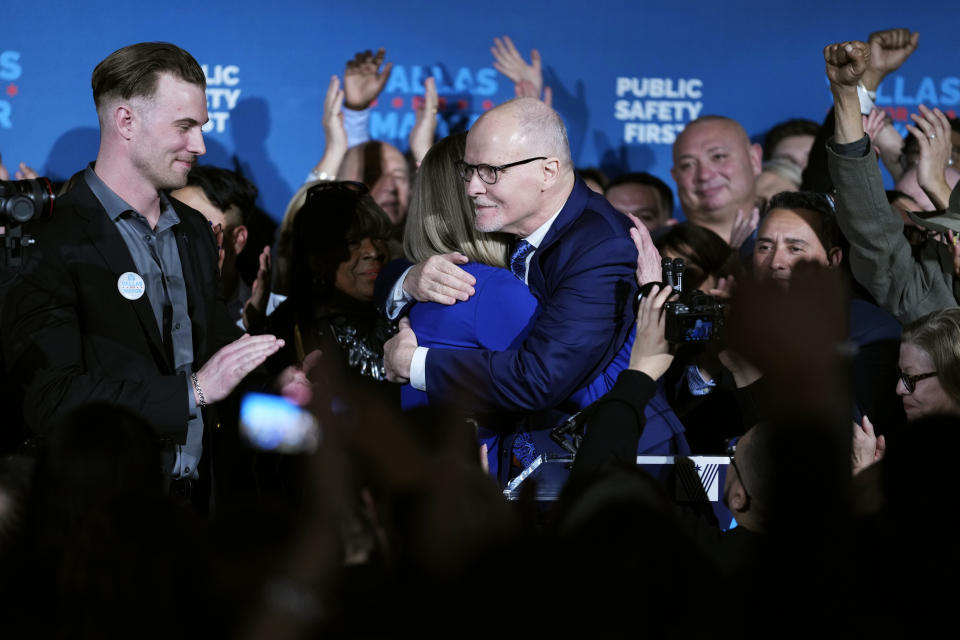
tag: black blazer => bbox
[2,174,240,442]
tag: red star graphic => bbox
[5,83,17,97]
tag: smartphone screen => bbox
[239,392,321,454]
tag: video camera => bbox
[639,257,725,344]
[0,177,54,226]
[1,177,54,267]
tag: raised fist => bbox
[823,41,870,89]
[868,28,919,75]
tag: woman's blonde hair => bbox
[902,307,960,403]
[403,132,511,267]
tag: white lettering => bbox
[613,77,704,99]
[206,88,241,110]
[202,64,240,86]
[613,100,704,122]
[0,51,22,81]
[0,100,11,128]
[623,122,685,145]
[201,111,230,134]
[371,111,399,139]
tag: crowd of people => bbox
[0,27,958,637]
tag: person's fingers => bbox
[542,86,552,107]
[435,256,476,283]
[904,124,929,149]
[398,316,411,331]
[861,414,875,437]
[530,49,541,72]
[423,76,438,108]
[636,284,656,327]
[733,207,745,228]
[910,109,936,137]
[651,279,675,315]
[377,61,393,85]
[442,251,470,265]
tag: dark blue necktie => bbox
[510,239,534,281]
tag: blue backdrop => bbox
[2,1,957,220]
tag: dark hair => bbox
[653,222,739,289]
[289,182,392,300]
[605,172,674,218]
[765,190,841,252]
[91,42,205,110]
[184,166,258,228]
[577,167,609,190]
[763,118,820,161]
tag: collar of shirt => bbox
[521,205,564,249]
[84,163,180,232]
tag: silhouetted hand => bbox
[243,245,272,331]
[852,415,886,475]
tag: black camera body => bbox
[639,257,725,344]
[0,177,54,226]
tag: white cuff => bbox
[386,266,415,320]
[343,107,371,147]
[411,346,428,391]
[857,84,875,116]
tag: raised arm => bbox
[308,75,349,181]
[824,38,956,322]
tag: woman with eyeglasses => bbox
[896,307,960,421]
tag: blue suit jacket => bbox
[424,178,638,413]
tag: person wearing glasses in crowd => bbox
[382,97,676,478]
[400,132,687,481]
[896,307,960,422]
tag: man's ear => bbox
[113,104,135,140]
[541,157,561,190]
[827,246,843,268]
[749,143,763,176]
[728,482,748,513]
[232,224,248,255]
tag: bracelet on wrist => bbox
[191,373,207,408]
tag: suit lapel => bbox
[71,178,173,371]
[173,208,210,360]
[527,177,589,297]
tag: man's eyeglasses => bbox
[897,368,938,394]
[454,157,547,185]
[725,438,752,509]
